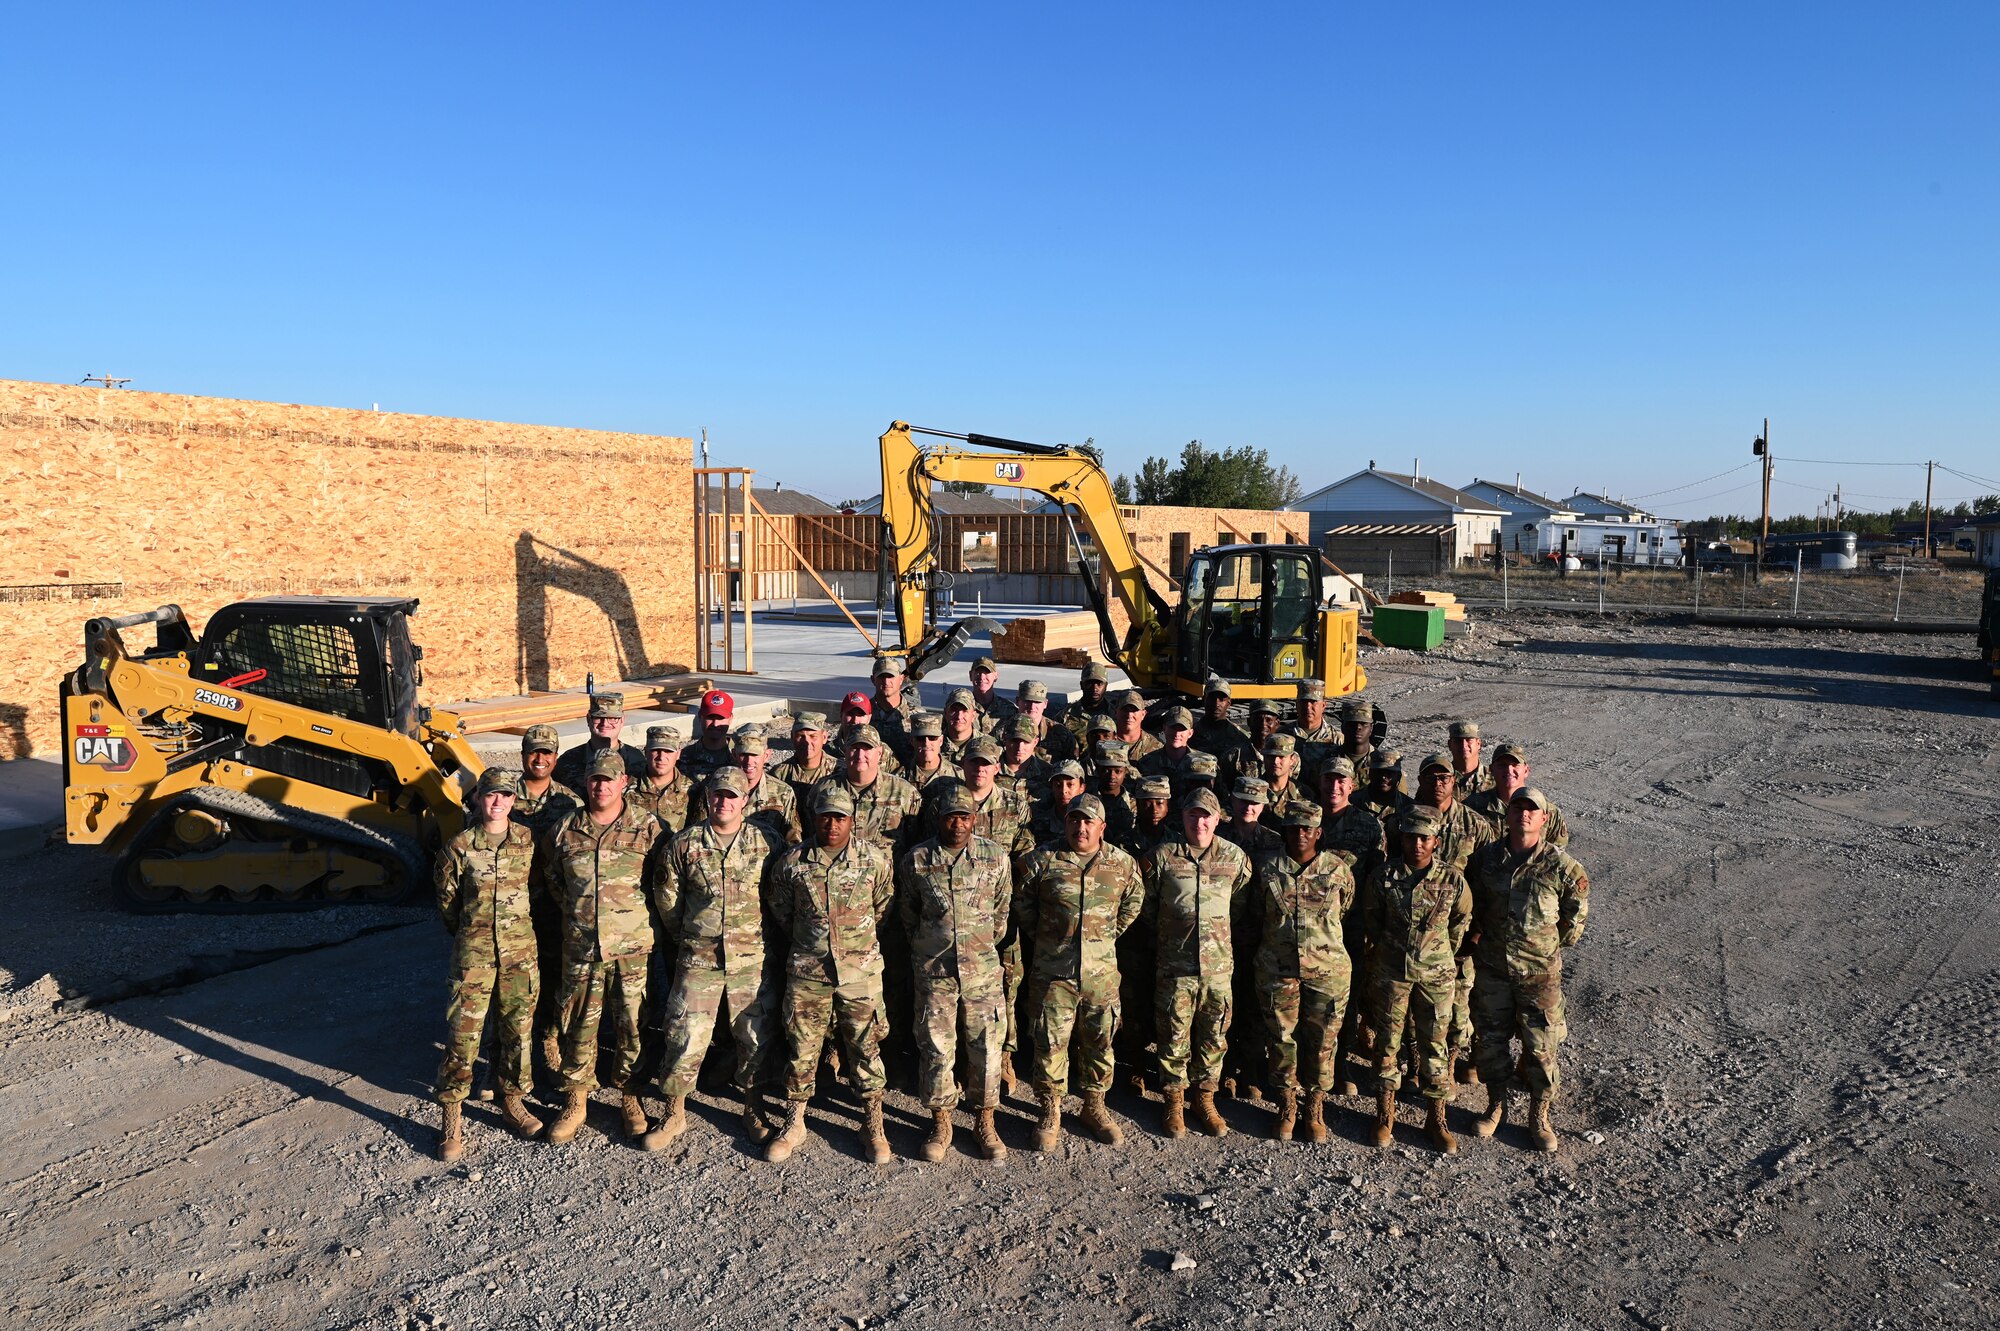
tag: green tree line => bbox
[1686,495,2000,540]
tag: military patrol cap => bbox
[872,656,906,678]
[474,767,522,797]
[1017,679,1049,702]
[814,785,855,816]
[1490,742,1527,765]
[970,656,998,674]
[1368,750,1403,772]
[1300,678,1326,701]
[1161,705,1194,732]
[1088,712,1116,734]
[1400,807,1443,837]
[1230,777,1271,804]
[1092,741,1129,768]
[1280,804,1322,828]
[1184,788,1224,815]
[1249,699,1281,718]
[1319,755,1357,780]
[946,687,976,710]
[708,767,749,797]
[965,736,1002,763]
[1066,793,1107,821]
[1419,751,1454,775]
[911,711,944,738]
[1113,689,1147,712]
[1136,776,1173,800]
[586,750,626,780]
[845,723,883,749]
[1263,733,1297,756]
[792,710,828,734]
[1051,759,1086,781]
[934,783,977,815]
[732,730,769,755]
[1004,716,1038,741]
[1508,786,1551,811]
[645,725,678,751]
[1204,675,1232,698]
[1080,661,1110,684]
[587,693,625,720]
[1186,752,1219,778]
[1339,699,1371,721]
[1448,719,1481,740]
[522,723,561,754]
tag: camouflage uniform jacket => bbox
[811,773,924,854]
[654,821,783,976]
[870,695,921,766]
[1467,787,1572,849]
[768,838,896,985]
[1027,796,1078,849]
[1423,797,1495,875]
[553,739,646,794]
[1466,839,1589,979]
[677,739,738,786]
[897,835,1014,987]
[1028,715,1077,763]
[1120,730,1164,766]
[629,771,695,834]
[939,732,981,769]
[510,779,582,843]
[1192,716,1253,763]
[1013,843,1145,1002]
[1221,819,1285,867]
[538,802,665,964]
[1136,745,1199,784]
[969,693,1007,733]
[1142,836,1253,980]
[1093,786,1137,850]
[1361,788,1412,827]
[964,783,1035,857]
[436,822,540,968]
[738,774,802,845]
[997,754,1053,804]
[1362,857,1472,986]
[1120,818,1176,861]
[1060,699,1110,750]
[1320,801,1387,887]
[1264,780,1318,825]
[1285,718,1340,774]
[904,757,952,799]
[771,751,841,812]
[1454,764,1496,798]
[1253,849,1358,987]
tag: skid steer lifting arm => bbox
[878,421,1173,683]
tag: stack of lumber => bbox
[1385,590,1467,621]
[450,673,714,735]
[989,612,1106,668]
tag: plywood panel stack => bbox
[1385,589,1466,621]
[989,611,1106,668]
[0,379,696,759]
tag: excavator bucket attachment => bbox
[906,617,1002,682]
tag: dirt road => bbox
[4,616,1995,1330]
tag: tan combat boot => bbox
[546,1088,590,1145]
[1033,1088,1063,1151]
[639,1095,687,1152]
[1370,1086,1395,1148]
[764,1100,809,1162]
[1456,1056,1481,1086]
[499,1092,544,1140]
[1528,1091,1559,1153]
[438,1101,465,1163]
[740,1087,773,1145]
[860,1093,892,1165]
[1191,1086,1229,1138]
[539,1032,563,1076]
[921,1107,954,1163]
[1424,1098,1458,1155]
[1079,1091,1122,1146]
[1272,1089,1298,1142]
[1302,1089,1328,1144]
[620,1092,649,1143]
[999,1055,1017,1098]
[1472,1085,1506,1138]
[1161,1086,1187,1139]
[973,1107,1007,1162]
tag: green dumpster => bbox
[1371,604,1445,650]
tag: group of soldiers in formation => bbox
[432,653,1590,1169]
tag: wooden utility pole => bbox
[1922,460,1934,556]
[1755,417,1773,574]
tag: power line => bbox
[1628,461,1754,500]
[1937,463,2000,492]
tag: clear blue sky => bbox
[4,3,1995,517]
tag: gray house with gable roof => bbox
[1284,464,1506,568]
[1460,479,1582,556]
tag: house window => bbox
[1251,531,1266,545]
[1170,532,1192,579]
[961,528,999,570]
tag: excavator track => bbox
[112,786,428,915]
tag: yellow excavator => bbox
[62,598,484,911]
[877,420,1365,703]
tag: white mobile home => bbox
[1534,516,1684,566]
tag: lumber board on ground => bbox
[990,612,1107,667]
[451,673,714,733]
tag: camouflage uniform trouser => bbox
[1472,967,1567,1093]
[1258,972,1350,1092]
[437,958,538,1104]
[1373,974,1452,1099]
[1449,954,1476,1059]
[1156,973,1233,1090]
[914,977,1005,1110]
[1000,939,1024,1056]
[556,954,650,1094]
[655,964,777,1100]
[1113,931,1158,1082]
[1029,979,1119,1096]
[782,974,888,1101]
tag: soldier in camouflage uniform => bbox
[1014,794,1145,1149]
[1338,699,1381,776]
[1362,806,1472,1154]
[1448,720,1493,797]
[938,740,1037,1089]
[763,786,898,1165]
[1112,775,1172,1089]
[812,725,924,855]
[1468,743,1572,848]
[725,729,803,845]
[1191,676,1252,761]
[1252,804,1357,1143]
[1237,700,1285,785]
[966,655,1006,731]
[629,725,695,833]
[1017,679,1079,762]
[1028,760,1088,847]
[1222,777,1284,863]
[1361,749,1411,825]
[1283,678,1339,775]
[1056,661,1112,751]
[1137,705,1201,784]
[870,656,923,768]
[678,690,740,787]
[1218,777,1280,1102]
[1415,751,1497,1083]
[1110,690,1162,766]
[1315,756,1387,1094]
[640,767,786,1150]
[1174,750,1222,813]
[901,711,953,795]
[540,751,668,1146]
[511,723,583,1076]
[897,784,1014,1162]
[830,693,905,779]
[1259,734,1317,824]
[939,688,985,766]
[433,768,544,1161]
[1142,787,1253,1138]
[771,711,840,811]
[1075,713,1119,779]
[1087,742,1136,848]
[553,693,647,793]
[996,715,1054,803]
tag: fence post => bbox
[1792,549,1803,614]
[1502,557,1510,611]
[1894,562,1905,621]
[1596,550,1604,615]
[1694,559,1702,612]
[1387,550,1394,598]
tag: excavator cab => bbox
[1173,545,1354,701]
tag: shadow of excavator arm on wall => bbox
[514,532,673,692]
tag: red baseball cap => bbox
[699,690,735,719]
[842,691,873,716]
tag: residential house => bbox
[1283,464,1506,572]
[1460,479,1581,556]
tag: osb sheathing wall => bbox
[0,380,694,759]
[1104,504,1312,639]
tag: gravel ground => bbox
[3,614,1996,1330]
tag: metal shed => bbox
[1321,523,1459,578]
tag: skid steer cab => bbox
[61,597,485,912]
